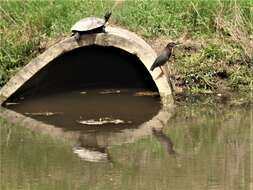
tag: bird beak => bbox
[175,42,181,46]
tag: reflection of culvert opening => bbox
[7,45,159,100]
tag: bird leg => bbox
[154,66,165,80]
[160,65,175,98]
[155,71,163,80]
[159,66,164,75]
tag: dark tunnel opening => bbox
[8,45,159,100]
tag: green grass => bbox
[0,0,252,92]
[174,41,253,92]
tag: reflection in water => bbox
[3,89,175,162]
[0,95,252,190]
[152,129,176,155]
[5,89,161,131]
[73,146,109,162]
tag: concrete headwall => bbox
[0,26,173,105]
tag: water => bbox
[0,92,252,190]
[4,89,161,131]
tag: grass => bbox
[0,0,252,92]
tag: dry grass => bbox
[214,1,253,58]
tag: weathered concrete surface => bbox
[0,26,173,105]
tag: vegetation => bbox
[0,0,252,92]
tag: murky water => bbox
[0,92,252,190]
[4,89,161,131]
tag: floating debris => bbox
[134,91,159,97]
[73,146,108,162]
[24,112,63,116]
[80,91,87,94]
[99,89,121,94]
[4,102,20,106]
[78,117,131,125]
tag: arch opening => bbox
[6,45,159,101]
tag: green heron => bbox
[150,42,178,73]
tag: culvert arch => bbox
[0,26,173,105]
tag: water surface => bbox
[0,93,252,190]
[4,89,161,131]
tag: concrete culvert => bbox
[0,26,173,105]
[0,26,175,155]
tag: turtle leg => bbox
[102,26,107,33]
[74,32,81,41]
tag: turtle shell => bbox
[71,17,105,32]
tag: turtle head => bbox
[104,11,112,22]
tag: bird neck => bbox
[165,46,173,55]
[165,46,173,51]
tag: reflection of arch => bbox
[0,27,173,105]
[0,105,175,162]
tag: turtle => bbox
[71,11,112,41]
